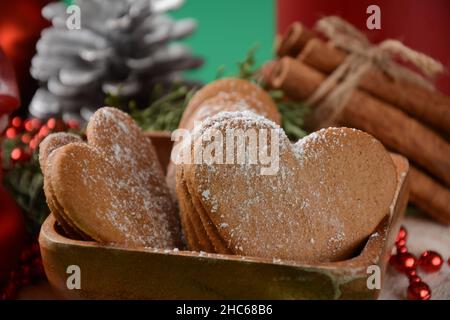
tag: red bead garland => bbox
[0,238,46,300]
[2,116,79,165]
[388,225,450,300]
[0,115,80,300]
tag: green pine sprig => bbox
[223,46,310,140]
[121,46,310,140]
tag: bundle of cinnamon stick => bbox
[263,20,450,225]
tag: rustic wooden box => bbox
[39,132,409,299]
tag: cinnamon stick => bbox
[409,166,450,225]
[297,38,450,135]
[267,57,450,187]
[276,22,315,58]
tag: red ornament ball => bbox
[418,250,443,273]
[391,252,417,273]
[407,281,431,300]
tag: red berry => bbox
[407,281,431,300]
[38,125,50,139]
[11,116,22,128]
[418,250,443,273]
[5,127,17,138]
[10,148,23,161]
[21,133,31,144]
[66,119,79,129]
[24,119,34,132]
[29,136,40,150]
[47,118,56,129]
[31,118,42,130]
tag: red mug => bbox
[277,0,450,95]
[0,47,20,131]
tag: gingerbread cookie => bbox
[178,78,281,130]
[177,111,397,262]
[40,107,181,248]
[39,133,91,240]
[168,78,281,250]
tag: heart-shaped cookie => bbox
[39,107,181,248]
[178,78,281,130]
[177,111,397,262]
[167,78,281,248]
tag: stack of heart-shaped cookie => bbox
[175,111,398,263]
[39,107,181,248]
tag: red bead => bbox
[29,136,40,150]
[396,226,407,242]
[448,258,450,265]
[418,250,443,273]
[47,118,56,129]
[24,119,34,132]
[31,118,42,130]
[391,252,417,273]
[38,125,50,138]
[398,246,408,254]
[21,133,31,144]
[396,238,407,248]
[66,119,79,129]
[407,281,431,300]
[407,270,421,283]
[11,116,22,128]
[10,148,22,161]
[5,127,17,138]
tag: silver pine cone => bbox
[30,0,202,121]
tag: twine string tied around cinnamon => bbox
[306,16,445,128]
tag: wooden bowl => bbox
[39,132,409,299]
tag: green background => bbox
[171,0,275,82]
[63,0,276,82]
